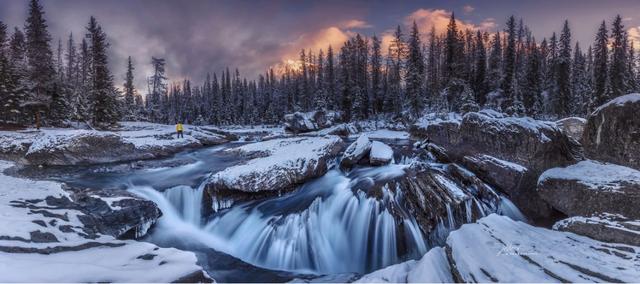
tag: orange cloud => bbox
[463,5,475,14]
[628,26,640,48]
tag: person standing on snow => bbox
[176,122,184,138]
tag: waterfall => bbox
[497,196,528,222]
[201,168,428,274]
[163,185,204,225]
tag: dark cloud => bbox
[2,0,640,93]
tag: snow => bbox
[0,160,209,282]
[343,135,372,162]
[553,213,640,236]
[208,136,342,192]
[594,93,640,113]
[414,112,462,130]
[467,111,557,143]
[556,116,587,124]
[356,247,453,283]
[369,141,393,164]
[538,160,640,191]
[448,214,640,282]
[479,154,528,173]
[364,129,410,140]
[433,174,468,201]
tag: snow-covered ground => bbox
[0,160,209,282]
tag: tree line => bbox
[0,0,637,128]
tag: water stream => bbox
[19,142,527,281]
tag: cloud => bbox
[628,26,640,46]
[463,5,475,15]
[341,19,372,29]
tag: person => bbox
[176,122,184,138]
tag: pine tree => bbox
[487,32,502,93]
[522,37,542,116]
[571,42,589,115]
[608,15,628,100]
[86,16,119,126]
[370,35,383,114]
[555,20,572,117]
[406,21,425,118]
[502,16,518,113]
[24,0,55,123]
[326,45,336,110]
[123,56,136,119]
[148,57,166,122]
[386,25,404,115]
[314,49,327,110]
[426,27,440,107]
[471,30,488,105]
[590,21,609,111]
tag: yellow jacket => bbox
[176,123,183,131]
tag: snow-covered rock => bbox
[283,110,339,134]
[582,93,640,170]
[556,116,586,140]
[205,136,342,209]
[340,135,372,169]
[369,141,393,166]
[0,160,211,282]
[462,154,530,205]
[412,110,582,219]
[447,214,639,282]
[0,122,231,166]
[554,213,640,246]
[538,160,640,219]
[360,214,640,283]
[355,247,452,283]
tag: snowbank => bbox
[539,160,640,191]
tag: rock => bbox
[556,117,586,140]
[553,213,640,247]
[411,110,582,219]
[355,247,453,283]
[369,141,393,166]
[205,137,342,212]
[359,214,640,283]
[538,160,640,219]
[381,162,503,242]
[40,187,161,239]
[25,131,140,166]
[582,93,640,170]
[284,110,340,134]
[340,135,372,169]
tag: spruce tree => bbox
[502,16,518,113]
[405,21,425,118]
[370,35,383,114]
[608,15,628,100]
[591,21,609,111]
[471,30,487,105]
[487,32,502,93]
[123,56,136,119]
[24,0,55,122]
[86,16,119,126]
[556,20,572,117]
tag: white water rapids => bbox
[131,165,428,275]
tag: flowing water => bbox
[20,142,528,281]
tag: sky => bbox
[2,0,640,93]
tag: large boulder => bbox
[340,135,372,169]
[369,141,393,166]
[582,93,640,170]
[204,136,342,213]
[554,213,640,247]
[283,110,340,134]
[556,117,586,140]
[358,214,640,283]
[411,110,582,219]
[538,160,640,219]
